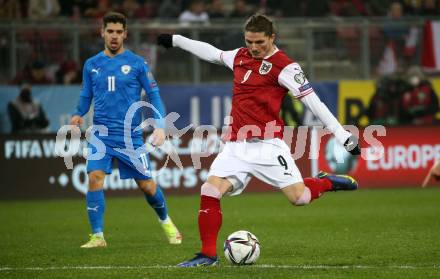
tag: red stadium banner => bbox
[317,126,440,188]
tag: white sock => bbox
[159,215,171,224]
[94,232,104,238]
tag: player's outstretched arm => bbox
[343,135,361,155]
[301,93,361,155]
[150,128,166,147]
[278,63,360,155]
[157,34,224,65]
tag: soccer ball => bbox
[223,230,260,265]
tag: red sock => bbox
[303,177,332,201]
[198,195,222,257]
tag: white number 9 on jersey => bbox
[241,70,252,84]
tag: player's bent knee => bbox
[88,171,105,190]
[294,187,311,206]
[137,179,156,195]
[201,183,222,199]
[282,183,310,206]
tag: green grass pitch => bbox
[1,188,439,278]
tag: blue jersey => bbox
[75,49,165,146]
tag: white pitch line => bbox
[0,265,439,271]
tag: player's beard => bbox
[109,47,119,55]
[107,45,122,55]
[107,42,122,55]
[250,44,274,59]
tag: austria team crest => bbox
[121,65,131,74]
[259,60,272,75]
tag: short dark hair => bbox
[244,14,275,36]
[103,12,127,29]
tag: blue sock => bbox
[144,186,168,221]
[86,189,105,234]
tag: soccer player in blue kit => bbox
[70,12,182,248]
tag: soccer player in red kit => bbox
[157,14,361,267]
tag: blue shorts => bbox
[86,140,152,180]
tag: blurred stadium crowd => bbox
[1,0,440,20]
[367,66,438,126]
[1,0,439,86]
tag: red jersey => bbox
[221,47,311,141]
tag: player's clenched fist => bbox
[70,115,84,126]
[344,135,361,156]
[157,34,173,49]
[150,128,166,146]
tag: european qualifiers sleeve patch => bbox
[296,83,314,98]
[298,83,311,92]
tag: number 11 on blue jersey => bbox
[108,76,115,92]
